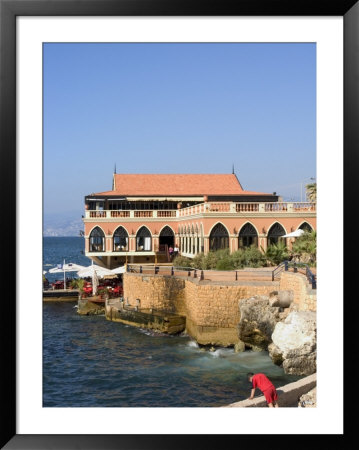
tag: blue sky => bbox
[43,43,316,216]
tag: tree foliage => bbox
[291,230,316,265]
[305,182,317,202]
[173,246,266,270]
[261,241,290,266]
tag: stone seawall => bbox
[279,272,316,312]
[123,273,279,345]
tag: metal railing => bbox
[126,264,276,282]
[271,260,316,289]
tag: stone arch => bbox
[238,222,258,248]
[298,221,314,232]
[267,222,286,246]
[208,221,230,237]
[113,226,129,252]
[209,222,229,251]
[136,226,152,251]
[159,225,175,248]
[89,226,105,252]
[88,224,106,237]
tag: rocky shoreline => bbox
[236,292,316,376]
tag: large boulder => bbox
[298,387,317,407]
[77,299,105,316]
[270,311,316,375]
[238,296,281,351]
[269,290,294,308]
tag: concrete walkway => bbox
[224,373,316,407]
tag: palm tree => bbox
[291,230,316,265]
[305,182,317,202]
[261,241,289,266]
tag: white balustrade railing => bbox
[84,202,316,220]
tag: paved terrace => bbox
[127,264,316,284]
[128,265,278,283]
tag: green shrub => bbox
[202,251,218,269]
[262,241,290,266]
[216,256,235,270]
[172,255,193,268]
[191,252,206,269]
[70,278,86,290]
[242,246,266,268]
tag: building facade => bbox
[83,173,316,269]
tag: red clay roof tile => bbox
[91,174,272,197]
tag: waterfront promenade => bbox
[126,264,315,283]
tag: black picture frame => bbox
[1,0,356,448]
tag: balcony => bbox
[84,202,316,220]
[178,202,316,217]
[85,210,177,219]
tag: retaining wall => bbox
[279,272,316,311]
[123,273,278,345]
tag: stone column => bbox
[287,237,293,250]
[259,234,267,252]
[153,236,159,252]
[85,237,90,252]
[106,237,112,252]
[204,237,209,254]
[232,237,239,253]
[129,236,135,252]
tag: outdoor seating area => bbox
[51,279,72,290]
[43,260,126,298]
[81,278,123,298]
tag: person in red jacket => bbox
[247,372,279,407]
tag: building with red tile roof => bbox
[83,172,316,268]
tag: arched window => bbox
[159,226,174,248]
[113,226,128,251]
[267,223,286,246]
[299,222,313,232]
[209,223,229,251]
[136,226,152,251]
[90,227,105,252]
[239,223,258,248]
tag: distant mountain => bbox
[43,211,84,237]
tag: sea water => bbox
[43,237,302,407]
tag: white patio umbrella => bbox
[282,229,305,238]
[76,262,114,278]
[111,266,126,274]
[49,260,86,288]
[77,262,114,297]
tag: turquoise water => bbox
[43,237,302,407]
